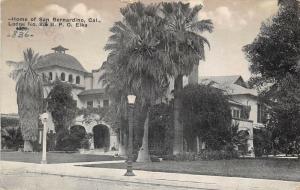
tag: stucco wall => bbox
[92,70,105,89]
[84,76,93,90]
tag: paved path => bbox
[1,161,300,190]
[0,172,191,190]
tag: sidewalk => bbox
[1,160,300,190]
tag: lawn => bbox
[84,158,300,181]
[0,151,123,164]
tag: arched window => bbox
[49,72,53,80]
[61,72,65,81]
[68,74,73,83]
[76,76,80,84]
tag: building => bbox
[35,45,118,153]
[34,45,264,155]
[198,75,266,156]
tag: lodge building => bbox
[35,45,117,153]
[34,45,265,156]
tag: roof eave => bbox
[36,65,90,75]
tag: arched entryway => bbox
[93,124,110,151]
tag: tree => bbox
[267,74,300,154]
[47,80,77,150]
[103,2,169,162]
[179,84,232,151]
[8,48,44,151]
[161,2,213,154]
[253,127,272,157]
[243,0,300,153]
[243,0,299,85]
[148,103,173,156]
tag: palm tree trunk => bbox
[173,75,183,155]
[136,110,151,162]
[23,140,33,152]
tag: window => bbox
[42,73,45,79]
[96,100,101,107]
[232,109,240,118]
[68,74,73,83]
[87,101,93,108]
[49,72,53,80]
[61,72,65,81]
[103,99,109,107]
[76,76,80,84]
[257,104,266,123]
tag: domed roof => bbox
[35,46,88,73]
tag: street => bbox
[0,172,207,190]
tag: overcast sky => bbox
[0,0,278,113]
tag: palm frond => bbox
[188,19,214,33]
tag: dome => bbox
[35,46,88,73]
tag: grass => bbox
[84,158,300,181]
[0,151,123,164]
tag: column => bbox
[196,136,200,153]
[248,128,255,157]
[110,135,118,151]
[90,135,95,150]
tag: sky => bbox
[0,0,279,113]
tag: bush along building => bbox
[0,113,23,150]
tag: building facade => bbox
[34,46,264,156]
[198,75,266,156]
[35,45,118,153]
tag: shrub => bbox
[198,150,238,160]
[80,133,93,150]
[47,130,56,151]
[253,128,272,157]
[80,138,90,149]
[162,150,239,161]
[150,155,161,162]
[1,127,23,150]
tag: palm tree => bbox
[160,2,213,154]
[7,48,44,151]
[103,2,169,162]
